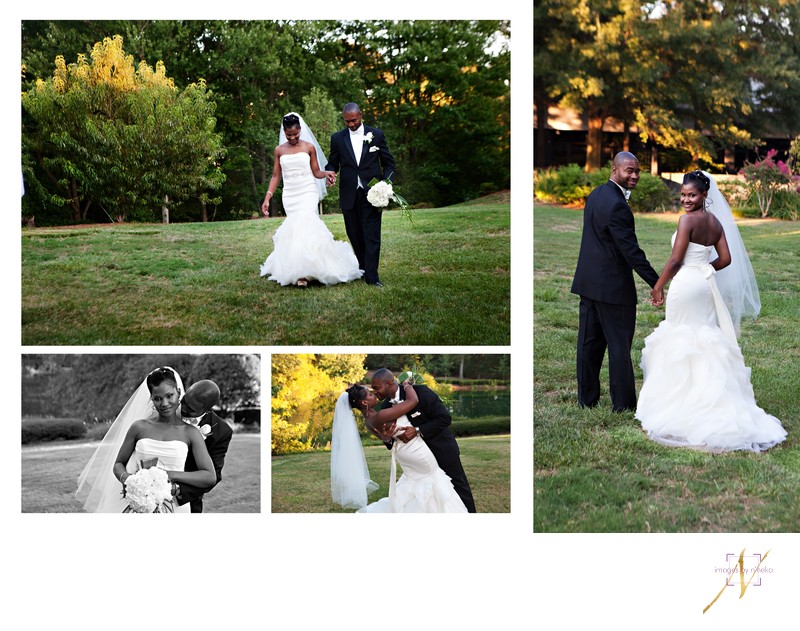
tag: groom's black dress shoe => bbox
[367,281,383,288]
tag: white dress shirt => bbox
[349,126,364,187]
[610,179,631,201]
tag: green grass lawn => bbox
[21,433,261,513]
[534,203,800,532]
[21,201,509,345]
[272,434,510,513]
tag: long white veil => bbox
[75,367,184,513]
[704,171,761,336]
[330,392,379,509]
[280,111,328,204]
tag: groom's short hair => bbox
[343,102,361,115]
[372,368,394,383]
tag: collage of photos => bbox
[13,16,522,625]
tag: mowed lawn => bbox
[21,202,509,346]
[272,434,510,513]
[22,433,261,513]
[534,203,800,532]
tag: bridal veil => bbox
[703,171,761,335]
[330,392,378,509]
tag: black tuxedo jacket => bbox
[178,411,233,510]
[571,181,659,305]
[325,125,396,210]
[384,385,461,470]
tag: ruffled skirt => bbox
[358,437,467,513]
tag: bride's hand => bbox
[650,287,665,306]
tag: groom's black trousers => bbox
[576,296,637,412]
[343,187,382,284]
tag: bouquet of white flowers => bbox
[367,174,414,226]
[122,465,175,513]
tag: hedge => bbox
[22,418,87,444]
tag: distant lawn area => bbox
[272,434,510,513]
[534,203,800,532]
[22,433,260,513]
[21,201,509,345]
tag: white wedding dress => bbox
[260,152,363,286]
[358,416,468,513]
[636,234,786,452]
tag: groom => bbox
[176,379,233,513]
[371,368,476,512]
[571,151,660,412]
[325,103,396,287]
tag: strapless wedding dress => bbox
[260,152,363,286]
[636,234,786,452]
[358,417,468,513]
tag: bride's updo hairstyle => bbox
[683,170,711,193]
[146,367,181,396]
[282,113,301,130]
[346,384,368,412]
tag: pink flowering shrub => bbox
[740,148,800,217]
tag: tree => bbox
[271,354,368,454]
[22,35,224,224]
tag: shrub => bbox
[450,416,511,436]
[21,418,86,444]
[271,418,313,455]
[535,163,672,211]
[629,172,674,213]
[716,178,751,210]
[534,163,591,204]
[740,149,800,217]
[768,189,800,221]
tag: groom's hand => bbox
[650,287,665,306]
[396,426,417,443]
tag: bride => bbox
[260,112,363,287]
[331,380,467,513]
[636,170,786,452]
[76,367,217,512]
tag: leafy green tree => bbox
[22,35,224,224]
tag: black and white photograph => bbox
[21,354,261,513]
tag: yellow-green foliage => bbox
[271,354,368,454]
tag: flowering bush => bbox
[740,149,800,218]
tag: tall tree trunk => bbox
[585,103,604,171]
[459,355,465,380]
[623,121,630,152]
[162,195,169,224]
[724,147,735,173]
[201,199,208,222]
[534,92,549,168]
[650,144,659,176]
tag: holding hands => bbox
[325,171,336,187]
[650,286,665,307]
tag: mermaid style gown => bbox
[358,416,468,513]
[636,234,786,452]
[260,152,363,286]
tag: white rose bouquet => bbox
[122,465,175,513]
[367,173,414,226]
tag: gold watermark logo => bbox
[703,548,771,614]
